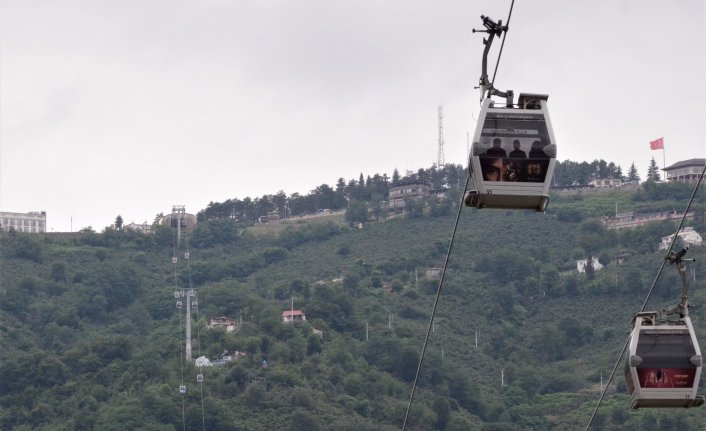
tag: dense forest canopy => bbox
[1,170,705,430]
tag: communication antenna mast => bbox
[437,105,445,167]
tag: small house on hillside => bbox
[208,316,237,332]
[282,310,307,324]
[660,227,703,250]
[577,257,603,273]
[425,267,442,278]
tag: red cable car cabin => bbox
[625,312,704,408]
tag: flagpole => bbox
[662,144,666,181]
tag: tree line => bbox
[198,158,659,223]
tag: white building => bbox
[123,221,152,234]
[282,310,307,324]
[0,211,46,233]
[660,227,702,250]
[589,178,622,188]
[577,257,604,273]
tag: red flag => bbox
[650,137,664,150]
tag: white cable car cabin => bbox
[175,301,183,309]
[625,311,704,408]
[465,93,556,212]
[197,374,204,383]
[179,385,187,394]
[192,301,198,310]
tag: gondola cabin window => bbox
[636,331,698,389]
[477,112,555,184]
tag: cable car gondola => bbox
[465,94,557,211]
[197,374,204,383]
[463,15,556,211]
[179,385,187,394]
[175,301,183,309]
[624,248,704,409]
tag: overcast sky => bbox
[1,0,704,232]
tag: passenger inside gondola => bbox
[487,138,507,157]
[509,139,527,158]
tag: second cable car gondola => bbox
[465,93,557,211]
[624,248,705,409]
[625,311,703,408]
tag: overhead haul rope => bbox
[184,234,207,431]
[402,4,516,429]
[401,176,470,430]
[585,164,706,430]
[172,227,186,431]
[490,0,515,91]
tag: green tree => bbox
[114,215,123,230]
[345,200,369,227]
[646,157,661,181]
[627,162,640,182]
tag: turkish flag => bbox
[650,137,664,150]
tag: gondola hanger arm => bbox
[666,247,695,317]
[473,15,514,107]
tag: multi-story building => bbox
[663,158,705,182]
[388,180,431,209]
[0,211,46,233]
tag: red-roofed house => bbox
[282,310,307,324]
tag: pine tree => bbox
[646,157,661,182]
[392,168,401,184]
[627,162,640,182]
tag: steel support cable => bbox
[172,228,187,431]
[489,0,515,93]
[585,165,706,430]
[184,234,207,431]
[401,175,470,430]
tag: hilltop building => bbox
[388,180,431,209]
[0,211,46,233]
[589,178,622,188]
[663,159,705,183]
[123,221,152,234]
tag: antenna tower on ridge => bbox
[437,105,445,167]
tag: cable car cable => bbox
[585,165,706,430]
[172,227,187,431]
[489,0,515,92]
[184,234,207,431]
[401,176,470,431]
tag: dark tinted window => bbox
[636,331,697,368]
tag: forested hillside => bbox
[1,181,705,430]
[197,159,636,224]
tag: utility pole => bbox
[185,289,192,362]
[437,105,445,167]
